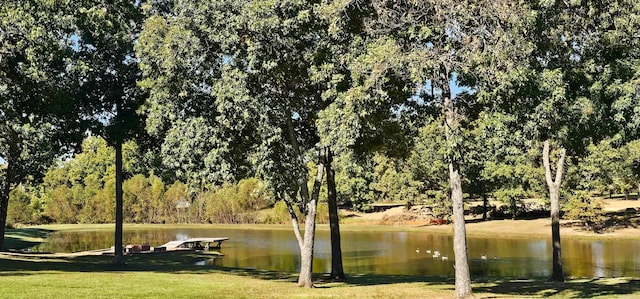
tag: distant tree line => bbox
[5,133,638,226]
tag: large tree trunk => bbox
[297,161,324,287]
[285,111,324,288]
[543,140,565,282]
[0,160,11,251]
[0,130,19,251]
[113,141,125,265]
[482,194,488,221]
[326,148,345,281]
[444,88,473,298]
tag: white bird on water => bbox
[441,256,449,261]
[415,248,420,253]
[481,254,488,260]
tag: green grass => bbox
[3,226,640,298]
[1,252,640,298]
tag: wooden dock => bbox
[159,238,229,250]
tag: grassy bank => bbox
[3,227,52,250]
[1,248,640,298]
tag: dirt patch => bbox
[340,199,640,238]
[603,199,640,212]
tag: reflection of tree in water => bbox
[592,241,605,278]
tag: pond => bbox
[30,226,640,278]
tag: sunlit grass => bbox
[2,252,640,298]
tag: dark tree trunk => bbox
[482,194,488,221]
[1,129,19,252]
[0,160,11,251]
[113,141,125,265]
[443,81,473,298]
[325,148,345,281]
[543,140,565,282]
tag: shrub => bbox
[7,188,35,224]
[260,201,334,224]
[315,203,329,224]
[202,178,274,224]
[261,201,303,224]
[563,191,607,230]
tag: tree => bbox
[519,0,640,281]
[66,0,148,265]
[625,140,640,197]
[325,148,344,280]
[137,0,337,287]
[40,137,154,224]
[467,112,545,220]
[338,1,534,297]
[0,0,84,250]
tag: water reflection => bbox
[31,227,640,278]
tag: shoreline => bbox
[4,221,640,298]
[6,197,640,251]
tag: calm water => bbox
[30,227,640,278]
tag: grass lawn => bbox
[3,225,640,298]
[2,251,640,299]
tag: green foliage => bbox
[124,174,160,223]
[562,191,607,230]
[43,185,79,224]
[370,153,421,204]
[163,181,189,223]
[578,137,640,198]
[7,187,35,224]
[261,200,303,225]
[408,119,449,200]
[204,178,273,224]
[40,137,157,224]
[465,112,546,217]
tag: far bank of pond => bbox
[24,220,640,278]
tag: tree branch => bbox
[543,139,554,188]
[284,196,304,250]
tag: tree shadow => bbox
[473,277,640,298]
[3,228,54,251]
[330,273,451,286]
[567,213,640,234]
[0,250,297,280]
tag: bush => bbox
[203,179,272,224]
[205,193,258,224]
[260,201,302,224]
[315,203,330,224]
[260,201,335,224]
[563,191,607,230]
[7,188,35,224]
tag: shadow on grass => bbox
[473,277,640,298]
[3,228,54,251]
